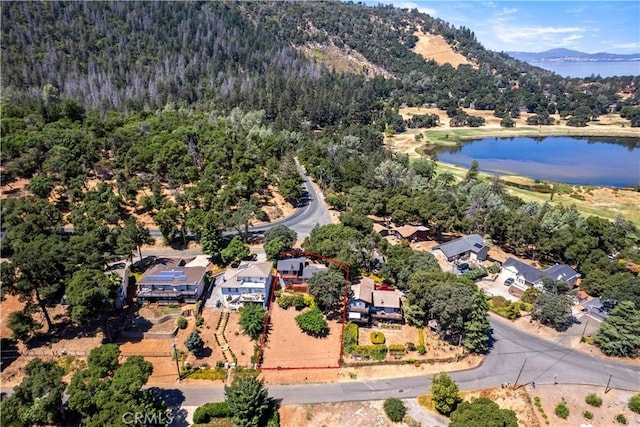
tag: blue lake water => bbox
[436,136,640,187]
[527,61,640,78]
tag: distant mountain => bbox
[507,48,640,62]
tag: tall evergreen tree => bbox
[463,291,492,354]
[594,301,640,357]
[225,376,271,427]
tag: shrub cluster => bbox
[555,403,569,419]
[461,266,488,281]
[278,293,310,310]
[295,306,329,337]
[388,344,405,355]
[370,331,386,344]
[585,393,603,407]
[188,368,227,381]
[175,316,188,329]
[629,394,640,414]
[489,296,521,319]
[193,402,232,424]
[350,345,388,361]
[383,397,407,422]
[615,414,628,424]
[343,323,359,353]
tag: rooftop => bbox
[351,277,375,304]
[138,258,208,286]
[372,289,401,309]
[432,234,486,258]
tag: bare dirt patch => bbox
[279,401,396,427]
[261,305,342,369]
[298,43,394,79]
[224,311,256,367]
[412,32,476,69]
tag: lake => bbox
[527,61,640,78]
[436,136,640,187]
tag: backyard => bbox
[260,304,342,369]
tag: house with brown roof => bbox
[348,277,375,324]
[371,289,403,323]
[135,258,209,305]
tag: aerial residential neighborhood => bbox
[1,1,639,426]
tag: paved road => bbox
[64,161,331,242]
[148,314,640,407]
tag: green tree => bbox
[383,397,407,422]
[295,306,329,337]
[239,304,267,340]
[225,376,271,427]
[594,301,640,357]
[264,238,287,260]
[463,291,492,354]
[449,397,518,427]
[26,173,54,199]
[0,359,65,427]
[307,270,346,313]
[7,307,41,342]
[431,372,461,416]
[119,218,154,261]
[67,347,164,427]
[66,269,120,325]
[263,225,297,247]
[153,206,182,244]
[464,159,480,182]
[201,214,225,260]
[221,235,250,266]
[184,331,205,356]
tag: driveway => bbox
[476,277,519,302]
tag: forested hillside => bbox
[2,1,638,129]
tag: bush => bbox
[295,306,329,337]
[188,368,227,381]
[417,345,426,355]
[370,331,386,344]
[350,345,388,360]
[583,411,593,420]
[461,266,488,281]
[193,402,232,423]
[343,322,359,353]
[629,394,640,414]
[389,344,405,354]
[195,316,204,327]
[586,393,603,407]
[555,403,569,419]
[405,342,416,351]
[176,316,188,329]
[615,414,628,424]
[184,331,205,355]
[487,262,501,274]
[383,397,406,422]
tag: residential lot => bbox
[260,305,342,369]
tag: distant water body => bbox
[528,61,640,78]
[437,136,640,187]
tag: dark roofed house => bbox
[391,224,430,242]
[276,257,306,284]
[431,234,489,262]
[502,257,580,291]
[136,258,208,305]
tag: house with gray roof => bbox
[349,277,375,324]
[219,261,273,309]
[371,289,403,323]
[502,257,580,291]
[431,234,489,262]
[136,258,209,305]
[276,256,327,285]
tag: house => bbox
[276,256,328,285]
[501,258,581,291]
[348,277,375,324]
[431,234,489,262]
[219,261,274,309]
[371,289,403,323]
[135,258,209,305]
[390,224,430,242]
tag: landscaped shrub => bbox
[488,262,501,274]
[350,345,388,360]
[193,402,232,423]
[491,296,508,308]
[615,414,628,424]
[195,315,204,326]
[586,393,603,407]
[278,293,311,310]
[405,342,416,351]
[383,397,407,422]
[389,344,405,355]
[583,410,593,420]
[295,306,329,337]
[184,331,205,356]
[417,345,426,355]
[629,394,640,414]
[188,368,227,381]
[371,331,386,344]
[175,316,188,329]
[292,294,307,310]
[555,403,569,419]
[343,323,359,353]
[461,266,488,281]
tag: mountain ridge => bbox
[507,48,640,62]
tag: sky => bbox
[362,1,640,54]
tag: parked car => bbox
[504,277,515,287]
[457,262,469,271]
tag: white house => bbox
[219,261,274,309]
[501,257,580,291]
[431,234,489,262]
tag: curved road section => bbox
[170,315,640,406]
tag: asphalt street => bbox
[152,314,640,407]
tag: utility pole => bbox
[605,373,613,394]
[172,341,181,381]
[581,310,591,340]
[512,357,528,389]
[456,334,462,361]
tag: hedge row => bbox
[350,345,388,361]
